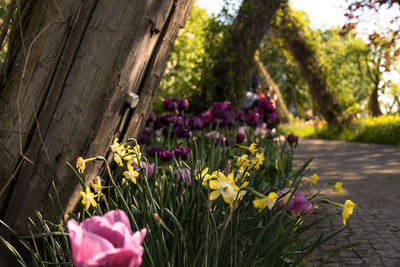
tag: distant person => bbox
[304,108,313,121]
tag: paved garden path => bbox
[293,138,400,267]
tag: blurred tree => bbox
[254,54,291,123]
[196,0,284,110]
[274,3,347,127]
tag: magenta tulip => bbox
[67,210,146,267]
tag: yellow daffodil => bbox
[236,154,250,169]
[114,153,123,166]
[111,138,123,154]
[253,192,279,210]
[251,152,264,170]
[196,167,212,185]
[76,157,85,173]
[209,172,239,207]
[76,157,96,174]
[123,164,139,184]
[332,182,343,194]
[240,143,258,155]
[342,200,355,225]
[310,174,318,187]
[235,169,250,183]
[80,187,97,210]
[91,176,104,201]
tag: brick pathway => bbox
[294,138,400,267]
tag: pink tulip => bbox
[67,210,146,267]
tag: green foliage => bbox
[156,4,210,114]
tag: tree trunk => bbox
[275,2,345,127]
[254,54,291,123]
[369,86,382,117]
[198,0,283,110]
[0,0,194,234]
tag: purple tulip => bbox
[67,210,146,267]
[175,125,191,139]
[164,97,178,112]
[286,134,299,145]
[201,111,214,125]
[259,98,275,113]
[253,107,263,116]
[236,133,245,143]
[265,111,280,129]
[139,128,153,144]
[234,111,246,122]
[245,111,260,128]
[159,150,174,161]
[187,116,204,131]
[175,168,191,185]
[277,189,312,217]
[173,115,185,127]
[221,117,234,128]
[210,101,232,121]
[174,146,191,160]
[238,126,247,135]
[153,116,163,130]
[178,99,189,111]
[146,112,155,126]
[145,146,164,157]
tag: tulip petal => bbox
[67,219,114,267]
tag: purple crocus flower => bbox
[178,99,189,111]
[286,134,299,145]
[259,98,275,113]
[187,116,204,131]
[236,133,245,143]
[175,125,191,139]
[201,111,214,125]
[159,150,174,161]
[164,97,178,112]
[175,168,191,185]
[245,111,260,128]
[234,111,246,122]
[277,189,312,217]
[210,101,232,121]
[145,146,164,157]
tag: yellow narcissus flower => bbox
[111,138,123,153]
[123,164,139,184]
[209,172,239,207]
[342,200,355,225]
[310,174,318,187]
[114,153,123,166]
[251,152,264,170]
[80,187,97,210]
[76,157,85,174]
[236,154,249,169]
[91,176,104,201]
[253,192,279,210]
[240,143,258,155]
[196,168,211,184]
[332,182,343,194]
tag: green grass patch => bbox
[281,116,400,146]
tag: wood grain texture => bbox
[0,0,194,233]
